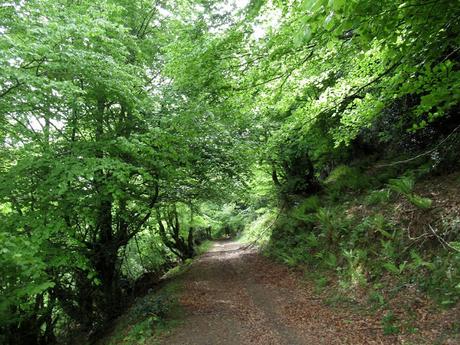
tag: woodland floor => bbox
[158,240,459,345]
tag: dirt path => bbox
[158,241,447,345]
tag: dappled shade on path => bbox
[160,241,400,345]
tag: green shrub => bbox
[407,194,432,209]
[314,275,329,293]
[417,249,460,306]
[382,311,400,335]
[365,189,391,205]
[305,232,319,249]
[130,293,173,321]
[368,290,385,308]
[388,176,432,209]
[339,249,367,288]
[316,206,350,245]
[383,261,407,275]
[388,176,415,195]
[297,196,321,213]
[324,165,373,197]
[348,214,392,247]
[311,250,338,270]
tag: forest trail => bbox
[159,240,396,345]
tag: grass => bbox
[195,240,213,256]
[238,211,276,246]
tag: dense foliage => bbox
[1,0,459,343]
[236,0,460,320]
[0,1,250,343]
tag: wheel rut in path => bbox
[159,240,396,345]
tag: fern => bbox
[407,194,432,209]
[388,176,432,209]
[388,176,414,195]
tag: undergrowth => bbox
[101,281,182,345]
[242,167,460,336]
[101,239,213,345]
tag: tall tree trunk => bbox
[92,97,121,321]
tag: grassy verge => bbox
[101,241,213,345]
[100,281,183,345]
[195,240,213,256]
